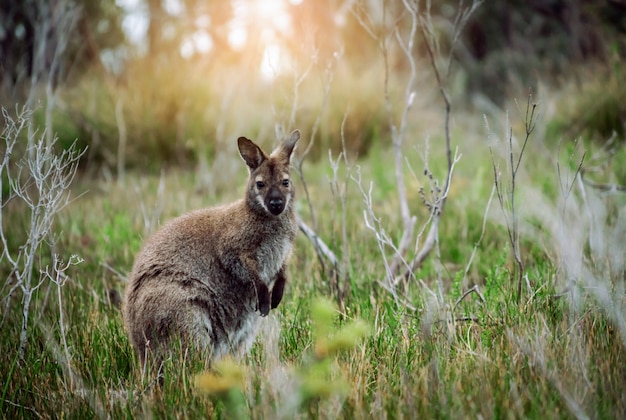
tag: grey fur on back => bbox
[123,130,300,367]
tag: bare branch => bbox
[297,215,340,274]
[580,174,626,193]
[115,98,127,183]
[395,147,462,283]
[453,284,487,311]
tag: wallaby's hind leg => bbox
[127,280,216,366]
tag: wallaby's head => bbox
[238,130,300,217]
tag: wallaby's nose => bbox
[266,188,285,215]
[268,197,284,215]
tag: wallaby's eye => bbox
[282,179,290,187]
[256,181,265,189]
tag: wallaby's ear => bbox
[238,136,267,170]
[272,129,300,163]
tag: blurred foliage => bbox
[458,0,626,105]
[297,297,369,409]
[547,61,626,144]
[54,60,217,174]
[1,0,625,174]
[195,358,247,396]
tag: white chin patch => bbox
[256,195,268,212]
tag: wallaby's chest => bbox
[256,235,292,284]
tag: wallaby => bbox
[123,130,300,369]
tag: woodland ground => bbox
[2,76,625,418]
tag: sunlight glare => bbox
[260,44,284,81]
[251,0,291,34]
[180,30,213,58]
[116,0,148,48]
[163,0,183,16]
[228,26,248,50]
[180,38,194,58]
[193,31,213,54]
[227,0,297,78]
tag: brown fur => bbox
[123,130,300,368]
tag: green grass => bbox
[2,86,626,419]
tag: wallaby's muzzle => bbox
[266,187,286,216]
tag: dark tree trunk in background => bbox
[0,0,125,102]
[0,0,36,95]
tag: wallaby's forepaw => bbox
[270,282,285,310]
[256,283,271,317]
[259,301,270,317]
[271,268,286,310]
[270,295,281,310]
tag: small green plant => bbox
[300,298,369,401]
[193,297,369,418]
[195,358,249,419]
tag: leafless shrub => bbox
[0,106,85,360]
[512,127,626,339]
[486,102,625,418]
[352,0,481,306]
[487,92,539,302]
